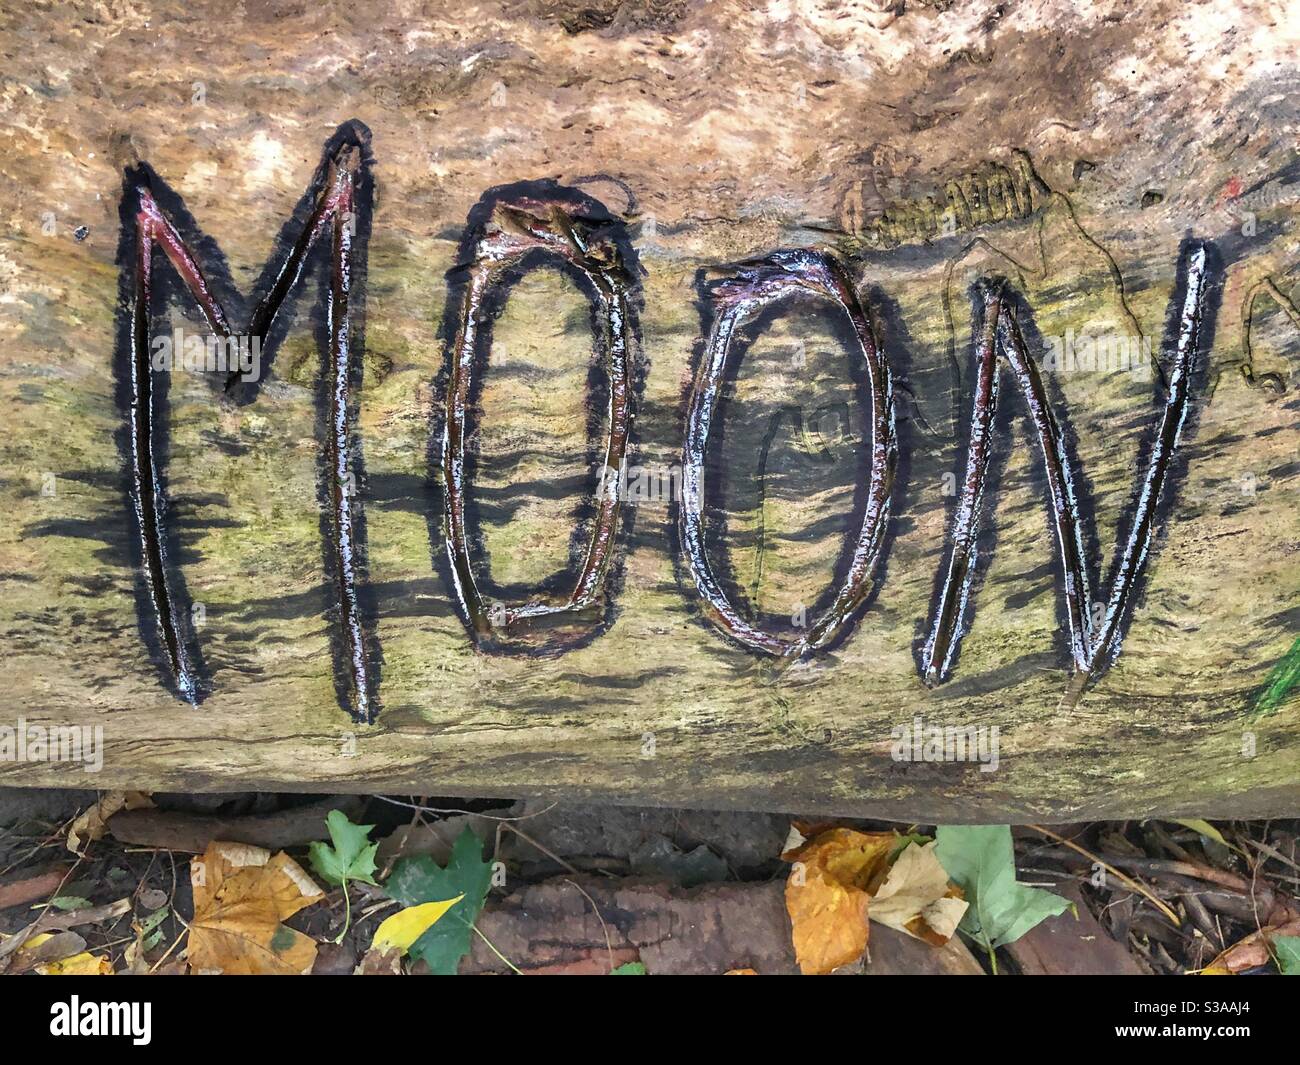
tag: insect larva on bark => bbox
[854,153,1049,249]
[1222,276,1297,397]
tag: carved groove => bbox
[679,249,898,666]
[118,126,378,721]
[439,186,638,653]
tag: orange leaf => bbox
[783,828,897,974]
[1201,917,1300,975]
[186,842,324,976]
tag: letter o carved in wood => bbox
[440,185,639,653]
[679,249,898,667]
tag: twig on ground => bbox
[1028,824,1181,926]
[563,877,616,974]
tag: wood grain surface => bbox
[0,0,1297,819]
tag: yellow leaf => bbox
[782,828,897,974]
[16,931,54,949]
[371,896,464,955]
[38,951,113,975]
[784,827,898,889]
[186,841,324,975]
[355,946,404,975]
[786,864,870,975]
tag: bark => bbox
[0,1,1297,818]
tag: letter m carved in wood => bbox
[114,120,378,722]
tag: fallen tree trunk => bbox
[0,1,1297,820]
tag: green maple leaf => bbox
[308,809,379,887]
[611,962,646,975]
[387,828,493,975]
[934,825,1069,972]
[1272,935,1300,975]
[308,809,379,944]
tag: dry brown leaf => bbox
[724,968,758,975]
[782,828,897,975]
[868,841,968,945]
[781,825,808,857]
[7,931,112,975]
[67,791,153,854]
[354,946,404,975]
[122,935,150,976]
[1201,917,1300,975]
[186,841,324,975]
